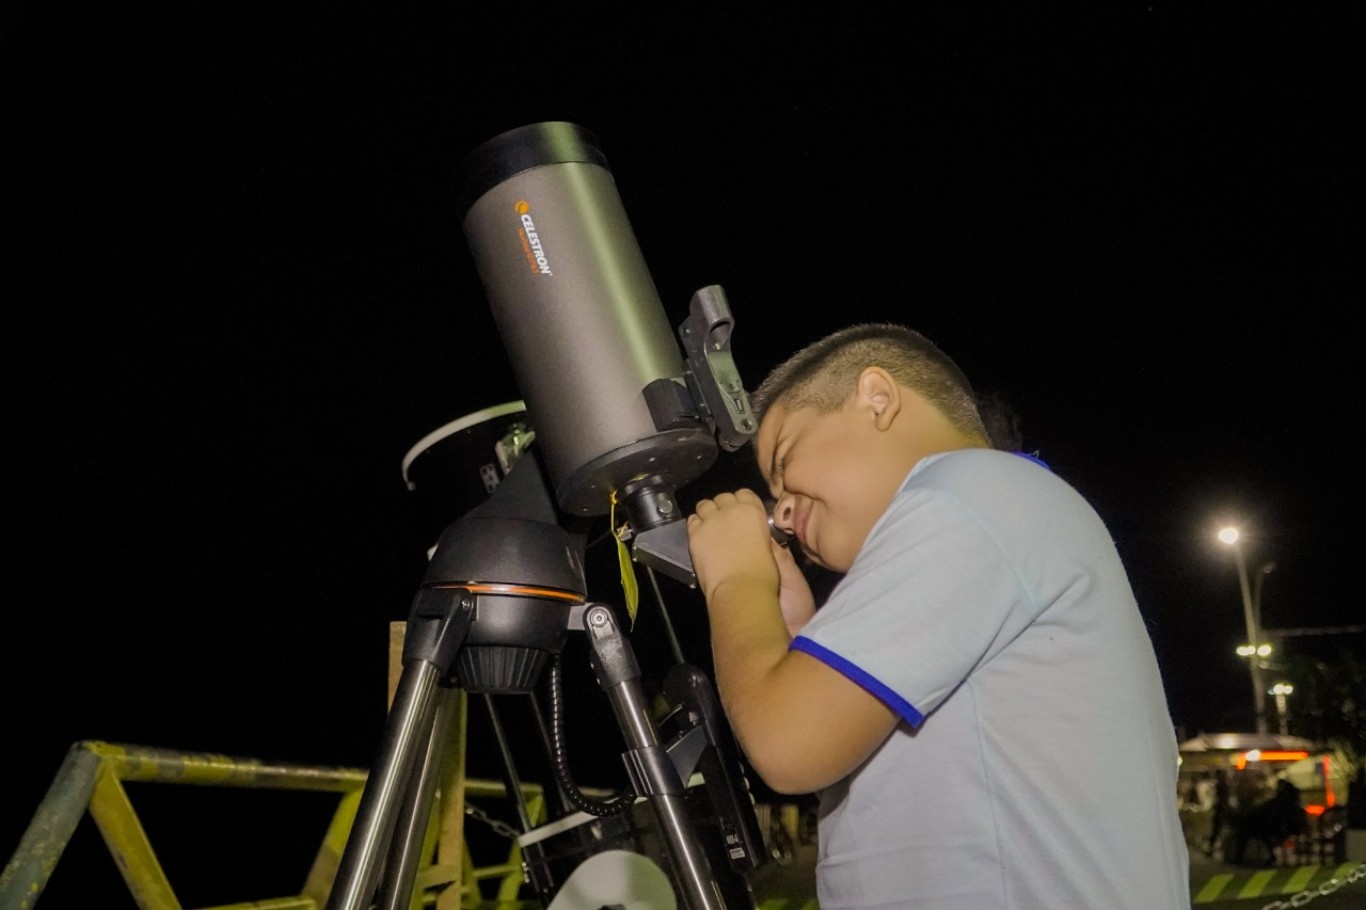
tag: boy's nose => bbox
[766,496,797,545]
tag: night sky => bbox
[2,5,1357,905]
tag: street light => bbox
[1217,525,1273,734]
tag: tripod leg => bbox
[328,587,477,910]
[327,658,445,910]
[377,684,462,910]
[583,604,730,910]
[483,693,537,832]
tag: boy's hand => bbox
[686,488,777,603]
[772,539,816,635]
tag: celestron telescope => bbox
[323,122,767,910]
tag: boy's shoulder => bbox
[902,448,1106,537]
[902,447,1077,513]
[908,447,1051,485]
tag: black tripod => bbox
[323,446,764,910]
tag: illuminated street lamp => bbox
[1270,682,1294,735]
[1217,525,1273,734]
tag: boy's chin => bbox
[802,548,845,574]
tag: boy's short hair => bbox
[751,323,990,441]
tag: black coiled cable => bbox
[548,653,636,817]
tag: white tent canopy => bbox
[1178,732,1319,754]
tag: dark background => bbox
[2,4,1357,905]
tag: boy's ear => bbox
[857,367,901,430]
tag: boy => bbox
[686,323,1189,909]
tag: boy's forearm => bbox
[704,577,794,770]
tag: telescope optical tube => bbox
[453,122,718,518]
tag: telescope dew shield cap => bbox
[453,122,717,516]
[400,401,533,551]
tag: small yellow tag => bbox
[610,492,640,628]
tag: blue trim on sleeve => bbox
[789,636,925,727]
[1014,450,1051,470]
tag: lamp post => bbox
[1217,526,1269,734]
[1271,682,1294,735]
[1251,559,1275,641]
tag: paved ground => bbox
[1186,850,1365,908]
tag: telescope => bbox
[455,119,757,586]
[325,122,768,910]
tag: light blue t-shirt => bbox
[790,449,1189,909]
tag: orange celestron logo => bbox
[514,200,552,276]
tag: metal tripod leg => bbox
[582,603,730,910]
[377,685,461,910]
[327,588,476,910]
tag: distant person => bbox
[974,389,1025,452]
[1194,771,1217,813]
[686,323,1190,909]
[1229,776,1308,866]
[1178,777,1199,813]
[1206,769,1234,857]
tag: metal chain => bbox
[1259,862,1366,910]
[464,801,522,840]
